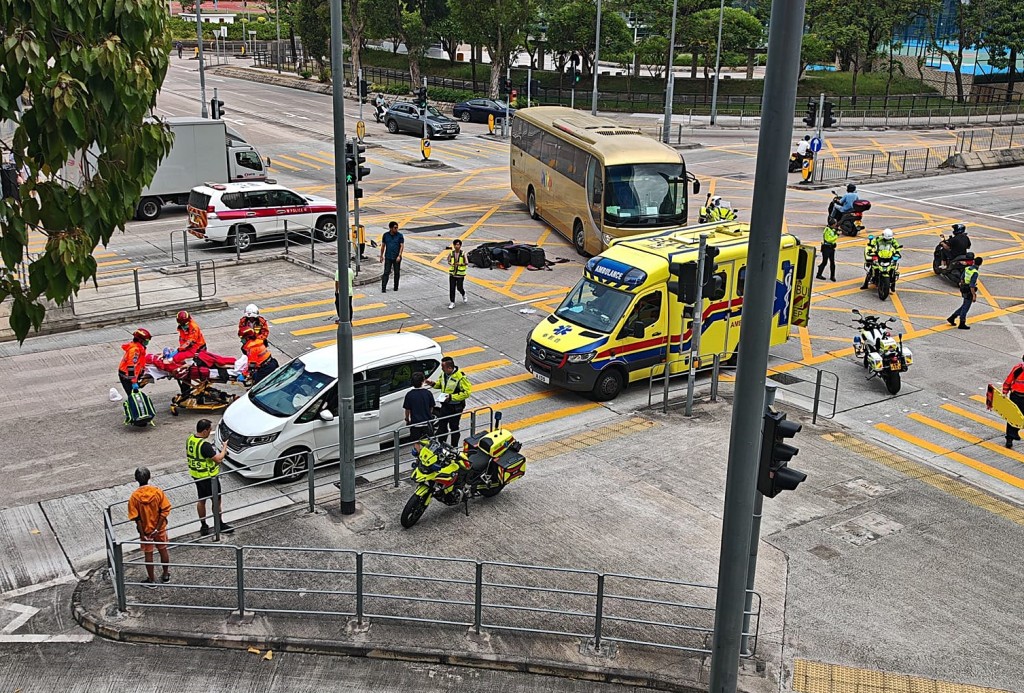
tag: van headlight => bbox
[243,433,280,447]
[602,233,616,246]
[566,351,596,363]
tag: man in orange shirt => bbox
[241,328,279,384]
[174,310,207,364]
[127,467,171,587]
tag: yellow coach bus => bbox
[510,106,700,256]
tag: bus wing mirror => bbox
[693,180,701,194]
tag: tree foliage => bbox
[296,0,330,69]
[983,0,1024,101]
[451,0,537,99]
[679,7,763,79]
[0,0,173,342]
[546,0,632,75]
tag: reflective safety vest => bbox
[187,434,218,479]
[243,338,272,369]
[710,206,736,222]
[1004,363,1024,395]
[119,342,146,381]
[822,226,838,246]
[178,320,207,353]
[237,316,269,341]
[448,250,468,277]
[962,266,979,287]
[436,368,472,404]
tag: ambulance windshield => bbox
[555,278,633,333]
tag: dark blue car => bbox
[452,98,516,124]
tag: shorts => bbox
[194,477,215,500]
[140,528,168,555]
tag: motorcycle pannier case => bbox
[497,454,526,484]
[123,390,156,427]
[476,428,519,458]
[853,199,872,213]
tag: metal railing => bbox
[955,125,1023,152]
[67,261,217,317]
[813,145,953,182]
[646,351,838,424]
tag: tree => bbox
[679,6,763,94]
[546,0,632,76]
[0,0,174,342]
[799,33,833,79]
[296,0,330,70]
[636,35,668,78]
[984,0,1024,102]
[927,0,983,103]
[433,15,464,64]
[451,0,537,99]
[345,0,370,83]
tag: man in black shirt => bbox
[403,372,436,440]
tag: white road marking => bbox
[1,602,39,633]
[865,188,1024,223]
[0,634,94,643]
[1,575,78,599]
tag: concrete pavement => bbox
[67,393,1024,692]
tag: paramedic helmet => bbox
[244,304,260,318]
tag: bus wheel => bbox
[573,220,587,256]
[527,187,538,220]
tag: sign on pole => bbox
[356,120,366,142]
[420,138,431,161]
[809,136,822,153]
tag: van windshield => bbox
[248,359,333,418]
[555,278,632,333]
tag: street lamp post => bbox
[709,0,726,125]
[591,0,602,115]
[197,0,208,118]
[662,0,679,143]
[276,0,281,74]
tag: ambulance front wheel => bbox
[592,368,624,401]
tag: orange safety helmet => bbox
[132,328,152,342]
[176,310,191,325]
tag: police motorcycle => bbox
[789,150,813,172]
[373,98,390,123]
[933,229,973,285]
[852,309,912,395]
[401,415,527,528]
[866,243,900,301]
[827,190,871,236]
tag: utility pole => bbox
[662,0,679,143]
[591,0,602,116]
[684,234,708,416]
[276,0,282,74]
[527,67,532,108]
[197,0,208,118]
[707,0,805,689]
[812,92,825,183]
[709,0,726,125]
[329,0,355,516]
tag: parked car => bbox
[216,333,444,480]
[186,181,337,251]
[452,98,516,124]
[384,101,461,139]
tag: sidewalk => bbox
[72,395,1024,692]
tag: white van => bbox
[216,333,443,480]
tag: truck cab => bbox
[525,222,816,400]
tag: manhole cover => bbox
[827,511,903,546]
[768,372,801,385]
[808,544,840,560]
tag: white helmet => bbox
[244,303,260,318]
[882,228,894,240]
[711,196,722,205]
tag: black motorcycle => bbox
[932,234,972,285]
[789,150,812,173]
[827,191,871,237]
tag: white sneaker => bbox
[462,295,468,303]
[448,302,455,309]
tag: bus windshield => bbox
[604,163,687,227]
[555,278,633,333]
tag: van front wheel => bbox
[274,448,310,481]
[592,369,623,401]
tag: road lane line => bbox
[277,154,317,169]
[462,358,512,373]
[908,412,1024,464]
[291,312,410,336]
[260,298,361,313]
[875,422,1024,490]
[444,345,485,359]
[511,402,601,429]
[940,403,1006,432]
[475,373,534,391]
[270,303,385,324]
[311,322,432,348]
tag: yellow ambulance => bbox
[525,222,815,400]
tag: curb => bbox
[71,574,704,692]
[0,299,229,344]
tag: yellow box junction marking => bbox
[793,658,1015,693]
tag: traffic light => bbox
[416,86,428,108]
[802,100,817,128]
[822,101,836,128]
[572,68,581,84]
[668,261,698,304]
[499,76,511,96]
[210,98,225,119]
[757,408,807,498]
[359,79,369,98]
[701,245,725,299]
[510,88,518,102]
[345,139,370,185]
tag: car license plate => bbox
[532,371,550,384]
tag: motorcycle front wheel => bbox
[877,275,890,301]
[882,371,901,395]
[932,254,942,275]
[401,493,429,528]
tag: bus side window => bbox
[737,266,746,296]
[586,158,603,205]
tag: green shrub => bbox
[166,16,289,41]
[318,67,331,83]
[425,86,478,103]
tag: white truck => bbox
[133,117,269,220]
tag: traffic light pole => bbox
[591,0,602,116]
[329,0,356,516]
[527,68,532,108]
[740,384,775,655]
[197,0,208,118]
[503,68,510,138]
[707,0,805,689]
[351,139,362,275]
[358,69,364,121]
[684,234,708,417]
[813,92,825,183]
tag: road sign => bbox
[356,120,365,142]
[809,137,822,153]
[488,113,495,134]
[420,138,431,161]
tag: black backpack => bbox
[468,240,514,269]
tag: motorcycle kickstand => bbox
[463,494,470,517]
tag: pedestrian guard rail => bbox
[102,404,760,657]
[955,125,1023,152]
[647,351,838,424]
[68,261,217,317]
[813,145,953,183]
